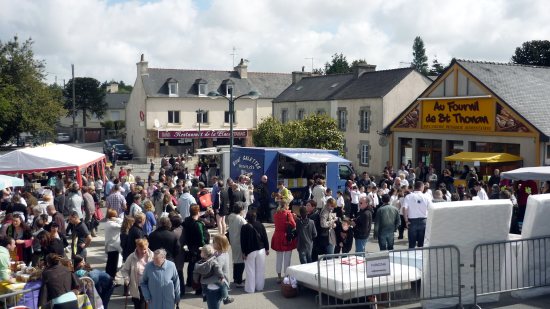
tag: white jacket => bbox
[104,218,123,253]
[121,248,154,299]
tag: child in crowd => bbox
[334,219,354,254]
[335,191,345,219]
[296,206,317,264]
[193,245,231,304]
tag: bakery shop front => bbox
[386,59,550,176]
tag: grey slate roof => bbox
[105,93,130,110]
[273,68,416,103]
[457,60,550,137]
[142,68,291,99]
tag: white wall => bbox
[125,74,147,160]
[383,71,432,127]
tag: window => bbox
[110,110,121,121]
[222,79,235,96]
[316,109,326,115]
[281,109,288,124]
[359,142,370,166]
[196,111,208,123]
[168,111,180,124]
[224,111,236,123]
[359,107,371,133]
[297,109,305,120]
[198,84,207,96]
[339,164,352,180]
[168,82,178,96]
[337,108,347,131]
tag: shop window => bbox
[168,111,180,124]
[359,107,371,133]
[337,108,347,131]
[447,140,464,155]
[471,142,520,155]
[400,138,413,167]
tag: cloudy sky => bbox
[1,0,549,85]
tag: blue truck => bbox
[230,146,354,204]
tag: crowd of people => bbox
[1,156,547,308]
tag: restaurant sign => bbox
[158,130,248,139]
[421,98,495,131]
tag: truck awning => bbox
[278,151,350,164]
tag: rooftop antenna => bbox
[305,57,314,72]
[231,47,238,67]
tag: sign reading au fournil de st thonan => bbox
[158,130,248,139]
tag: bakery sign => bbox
[421,98,495,131]
[158,130,248,139]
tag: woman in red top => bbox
[271,200,297,283]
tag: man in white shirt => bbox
[475,181,489,200]
[402,181,432,248]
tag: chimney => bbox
[234,58,248,79]
[292,71,312,84]
[106,82,119,93]
[137,53,148,76]
[353,63,376,78]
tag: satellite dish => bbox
[154,119,160,128]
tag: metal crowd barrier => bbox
[473,235,550,308]
[316,245,462,308]
[0,285,40,309]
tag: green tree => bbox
[511,40,550,66]
[429,58,446,76]
[63,77,107,127]
[295,114,344,152]
[253,114,344,153]
[0,36,64,144]
[350,59,368,67]
[101,80,133,93]
[325,53,350,75]
[252,117,284,147]
[412,36,429,75]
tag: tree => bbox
[252,117,284,147]
[350,59,368,67]
[101,80,133,93]
[0,36,64,145]
[253,114,344,153]
[511,40,550,66]
[63,77,107,127]
[412,36,429,75]
[429,58,446,76]
[325,53,350,75]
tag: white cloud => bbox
[1,0,550,85]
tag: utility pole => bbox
[72,64,76,142]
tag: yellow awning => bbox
[444,152,523,163]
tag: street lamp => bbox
[195,109,205,149]
[207,89,260,150]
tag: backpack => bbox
[198,190,213,210]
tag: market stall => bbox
[444,152,522,185]
[0,175,24,190]
[501,166,550,181]
[0,143,107,187]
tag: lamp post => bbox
[207,90,260,151]
[195,109,205,149]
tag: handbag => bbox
[285,213,297,242]
[94,203,104,220]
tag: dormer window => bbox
[167,78,178,97]
[222,79,235,96]
[195,79,208,96]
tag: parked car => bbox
[103,139,122,154]
[112,144,133,160]
[56,133,72,143]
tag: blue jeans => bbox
[298,250,312,264]
[355,238,368,253]
[206,287,223,309]
[377,231,395,251]
[408,218,426,248]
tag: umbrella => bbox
[0,175,24,190]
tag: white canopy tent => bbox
[0,143,107,186]
[501,166,550,181]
